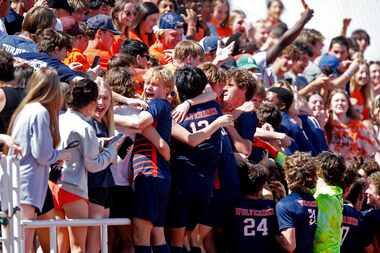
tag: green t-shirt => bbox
[313,184,344,253]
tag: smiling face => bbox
[330,92,349,117]
[222,78,246,111]
[267,0,283,20]
[144,78,168,101]
[158,0,175,14]
[120,3,137,28]
[95,85,112,121]
[366,180,380,207]
[213,1,229,23]
[370,63,380,87]
[329,43,348,61]
[140,13,159,34]
[232,16,246,34]
[354,63,369,87]
[308,93,324,113]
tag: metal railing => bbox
[0,153,131,253]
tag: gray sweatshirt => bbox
[58,109,117,199]
[11,102,60,211]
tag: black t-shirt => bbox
[0,87,25,133]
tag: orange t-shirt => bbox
[110,34,126,56]
[129,30,155,47]
[329,119,376,160]
[149,41,172,65]
[211,18,232,38]
[64,48,90,72]
[83,48,112,70]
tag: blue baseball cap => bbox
[200,36,219,53]
[319,53,340,75]
[158,12,184,30]
[87,15,121,35]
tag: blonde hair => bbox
[97,81,115,136]
[8,68,62,147]
[144,66,174,89]
[349,61,372,111]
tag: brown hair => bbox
[212,0,230,28]
[280,44,302,61]
[105,67,135,98]
[227,69,256,101]
[284,152,317,193]
[22,6,56,35]
[349,61,372,111]
[8,68,62,148]
[36,28,72,53]
[198,62,226,87]
[297,28,325,47]
[174,40,205,62]
[316,151,346,187]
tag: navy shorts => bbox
[109,186,134,218]
[133,175,170,227]
[201,190,234,229]
[88,187,111,208]
[167,174,214,231]
[36,186,54,216]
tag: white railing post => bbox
[100,223,108,253]
[49,225,57,253]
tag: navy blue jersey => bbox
[364,209,380,249]
[229,198,279,253]
[279,112,314,155]
[276,192,317,253]
[235,111,257,143]
[217,129,240,196]
[299,115,328,155]
[133,99,172,180]
[172,101,223,179]
[341,204,371,253]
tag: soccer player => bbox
[365,171,380,252]
[313,151,346,253]
[168,67,228,253]
[341,176,372,253]
[276,151,318,253]
[228,161,280,253]
[114,66,174,253]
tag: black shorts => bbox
[109,186,134,219]
[36,187,54,216]
[133,175,170,227]
[88,187,111,208]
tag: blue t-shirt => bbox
[235,111,257,143]
[4,9,23,35]
[229,198,279,253]
[299,115,328,155]
[341,204,372,253]
[279,112,314,155]
[132,99,172,180]
[276,192,318,253]
[172,101,223,181]
[87,118,115,188]
[0,34,37,55]
[15,52,82,82]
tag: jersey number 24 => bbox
[243,218,268,236]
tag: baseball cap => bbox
[319,53,340,75]
[236,54,259,70]
[158,12,184,30]
[48,0,73,13]
[86,15,121,35]
[200,36,219,53]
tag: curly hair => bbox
[369,171,380,195]
[284,152,317,193]
[239,160,268,195]
[66,79,98,110]
[316,151,346,187]
[0,49,15,82]
[359,159,380,177]
[257,101,282,129]
[198,62,226,87]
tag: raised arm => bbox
[266,8,314,65]
[114,111,153,130]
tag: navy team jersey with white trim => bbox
[228,198,279,253]
[276,192,318,253]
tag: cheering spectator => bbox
[210,0,232,38]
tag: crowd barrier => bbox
[0,153,131,253]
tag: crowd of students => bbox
[1,0,380,252]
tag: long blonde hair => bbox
[97,81,115,136]
[349,62,372,111]
[8,67,62,148]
